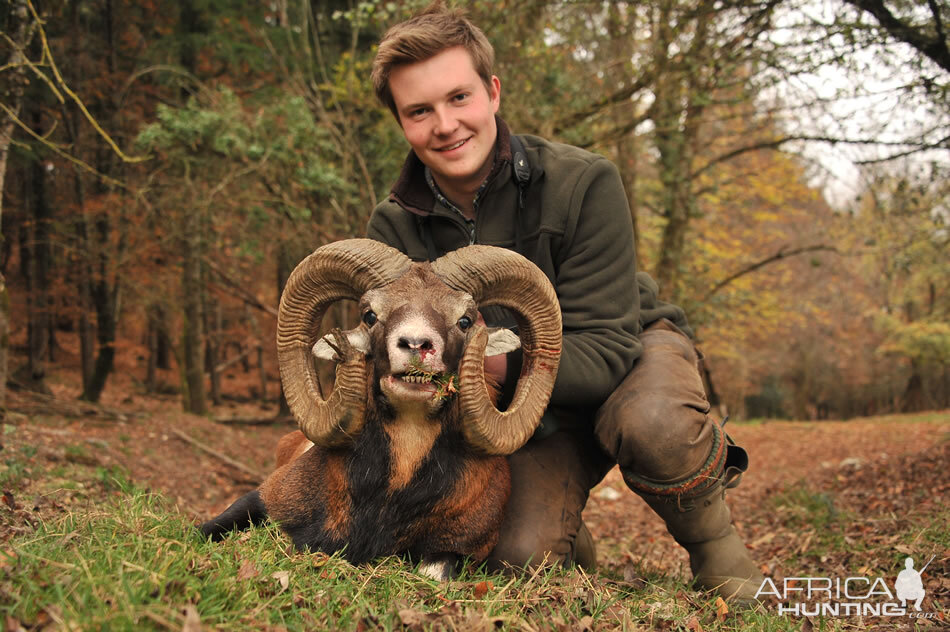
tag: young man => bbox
[367,2,763,603]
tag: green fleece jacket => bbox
[367,117,688,421]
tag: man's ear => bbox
[484,327,520,357]
[489,75,501,112]
[312,328,371,361]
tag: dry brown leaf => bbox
[1,492,16,510]
[271,570,290,592]
[573,615,594,632]
[397,607,430,628]
[5,615,25,632]
[236,559,258,581]
[0,549,17,572]
[311,552,330,567]
[472,580,493,599]
[621,563,647,588]
[714,596,729,620]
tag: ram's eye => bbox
[457,315,473,330]
[362,310,378,327]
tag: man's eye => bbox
[452,93,469,103]
[362,311,378,326]
[457,316,473,330]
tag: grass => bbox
[1,414,946,631]
[0,479,837,631]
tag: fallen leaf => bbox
[685,615,704,632]
[473,580,493,599]
[714,596,729,620]
[622,563,647,588]
[236,559,258,581]
[751,532,775,547]
[272,570,290,592]
[398,607,430,627]
[573,615,593,632]
[5,615,25,632]
[311,552,330,567]
[0,549,17,572]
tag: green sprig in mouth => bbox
[404,357,459,402]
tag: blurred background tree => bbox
[1,0,946,419]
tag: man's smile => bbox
[435,138,469,152]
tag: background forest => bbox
[1,0,948,421]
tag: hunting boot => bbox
[638,471,764,605]
[573,520,597,570]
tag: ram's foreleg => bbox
[199,489,268,541]
[417,553,460,580]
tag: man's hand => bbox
[478,312,508,387]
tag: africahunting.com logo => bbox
[755,554,938,619]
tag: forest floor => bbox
[1,365,948,630]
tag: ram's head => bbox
[277,239,561,455]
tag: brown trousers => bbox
[487,320,735,570]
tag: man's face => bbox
[389,46,501,197]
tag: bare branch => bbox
[842,0,950,73]
[204,258,278,319]
[702,244,840,301]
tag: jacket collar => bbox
[389,115,514,216]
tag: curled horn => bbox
[277,239,410,447]
[431,246,561,455]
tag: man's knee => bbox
[595,322,716,483]
[597,388,712,482]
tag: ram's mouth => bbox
[384,363,459,402]
[396,372,440,384]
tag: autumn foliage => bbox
[2,0,947,419]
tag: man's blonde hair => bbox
[371,1,495,118]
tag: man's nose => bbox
[433,107,459,135]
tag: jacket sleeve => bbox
[548,158,641,409]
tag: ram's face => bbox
[311,263,520,417]
[287,240,560,453]
[362,266,476,411]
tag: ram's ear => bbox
[312,328,371,361]
[484,328,521,357]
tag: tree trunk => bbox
[901,360,926,412]
[60,0,96,390]
[145,302,171,392]
[181,217,206,414]
[78,0,127,403]
[81,288,117,402]
[77,249,96,386]
[146,316,158,393]
[0,0,34,414]
[206,299,222,406]
[23,105,51,393]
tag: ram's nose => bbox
[398,336,434,353]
